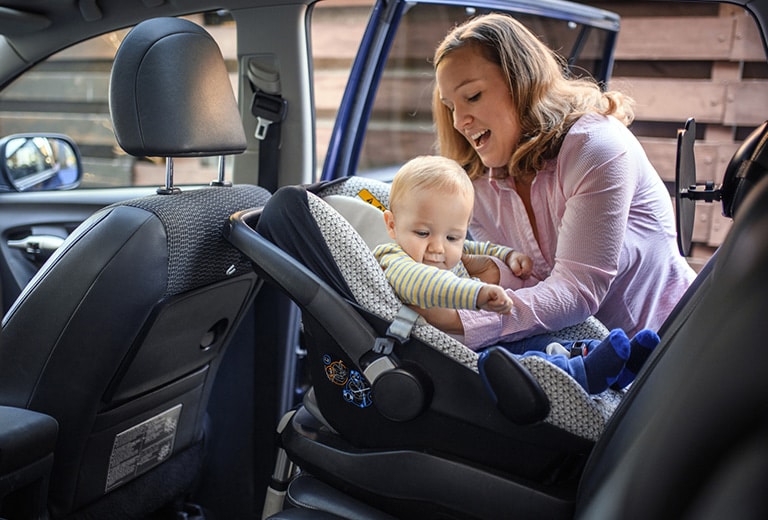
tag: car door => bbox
[320,0,620,182]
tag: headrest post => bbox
[157,157,181,195]
[210,155,232,187]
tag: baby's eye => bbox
[446,235,461,242]
[414,230,429,238]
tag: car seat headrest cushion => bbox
[109,17,247,158]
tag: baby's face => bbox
[385,186,472,270]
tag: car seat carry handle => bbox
[226,208,393,379]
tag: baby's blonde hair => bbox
[389,155,474,213]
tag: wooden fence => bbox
[0,1,765,267]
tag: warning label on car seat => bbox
[105,404,182,492]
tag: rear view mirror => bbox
[675,118,698,257]
[0,133,83,192]
[675,118,768,257]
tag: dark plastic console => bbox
[279,406,578,519]
[0,406,58,519]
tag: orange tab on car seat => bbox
[357,189,386,212]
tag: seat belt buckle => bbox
[569,341,588,358]
[251,90,288,140]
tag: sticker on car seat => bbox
[343,369,373,408]
[357,189,386,212]
[105,404,181,492]
[323,354,349,385]
[322,354,372,408]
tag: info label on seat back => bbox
[105,404,182,492]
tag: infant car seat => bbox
[226,176,633,519]
[257,121,768,519]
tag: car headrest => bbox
[109,17,247,158]
[721,120,768,219]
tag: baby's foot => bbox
[611,329,661,390]
[583,329,631,393]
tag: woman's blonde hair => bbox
[433,13,634,180]
[389,155,474,213]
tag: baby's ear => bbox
[383,210,397,239]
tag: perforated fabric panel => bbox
[119,184,270,297]
[311,179,622,440]
[319,176,391,208]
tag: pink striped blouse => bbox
[459,113,696,349]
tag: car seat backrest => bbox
[576,142,768,518]
[0,17,270,518]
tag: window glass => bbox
[353,3,614,179]
[311,0,372,178]
[0,12,235,188]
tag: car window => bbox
[318,0,766,269]
[357,3,617,179]
[0,12,235,188]
[316,0,619,182]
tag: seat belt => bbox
[247,59,288,193]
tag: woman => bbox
[421,13,695,350]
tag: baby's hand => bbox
[477,284,513,314]
[506,251,533,279]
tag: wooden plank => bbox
[692,202,712,243]
[50,23,238,62]
[0,72,110,102]
[314,70,350,111]
[731,10,767,61]
[614,16,735,60]
[611,77,726,123]
[311,5,371,60]
[708,211,733,246]
[0,113,116,146]
[638,138,722,183]
[723,81,768,125]
[314,70,434,114]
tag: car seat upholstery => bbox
[226,176,638,519]
[573,121,768,519]
[0,17,270,519]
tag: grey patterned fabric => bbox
[118,184,270,297]
[312,177,624,440]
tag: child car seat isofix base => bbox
[225,176,626,518]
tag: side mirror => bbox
[0,134,83,192]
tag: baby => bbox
[373,155,658,394]
[375,155,531,314]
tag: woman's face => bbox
[436,44,522,169]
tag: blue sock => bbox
[582,329,630,394]
[611,329,660,390]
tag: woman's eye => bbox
[467,92,480,103]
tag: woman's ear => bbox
[383,209,397,239]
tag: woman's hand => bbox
[410,305,464,334]
[462,254,501,284]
